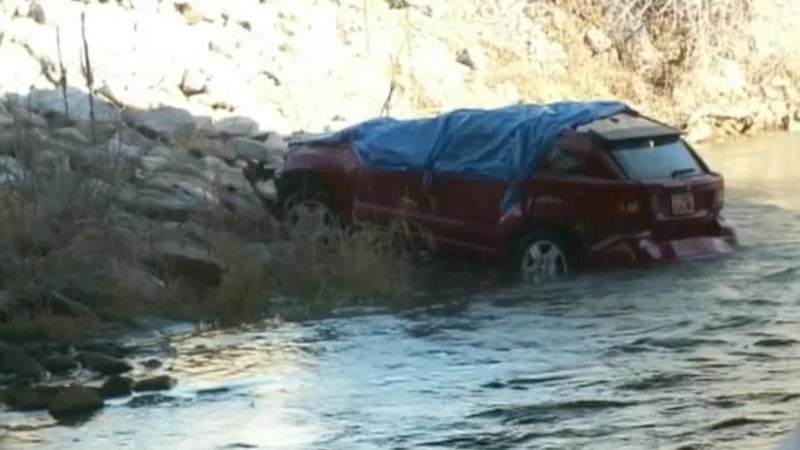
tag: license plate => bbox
[670,192,695,215]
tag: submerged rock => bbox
[133,375,176,392]
[100,375,134,399]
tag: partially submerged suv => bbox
[253,101,737,282]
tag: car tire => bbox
[280,181,339,232]
[513,231,573,284]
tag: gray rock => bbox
[212,116,260,137]
[244,242,273,268]
[153,240,225,286]
[133,375,176,392]
[30,150,71,176]
[2,103,48,129]
[48,385,104,420]
[99,375,133,399]
[186,135,236,160]
[228,137,283,165]
[0,156,25,186]
[51,127,90,145]
[141,358,162,369]
[123,106,197,143]
[77,351,133,376]
[0,343,47,380]
[140,155,170,172]
[26,88,121,123]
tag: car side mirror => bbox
[422,171,439,190]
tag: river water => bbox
[2,132,800,450]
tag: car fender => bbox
[497,193,588,255]
[277,144,359,214]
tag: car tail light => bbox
[616,199,642,214]
[713,183,725,209]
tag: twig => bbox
[55,26,69,120]
[80,12,97,144]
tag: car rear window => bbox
[609,138,703,180]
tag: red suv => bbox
[248,101,737,283]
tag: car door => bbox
[352,165,431,237]
[413,172,512,255]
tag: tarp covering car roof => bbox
[306,100,632,181]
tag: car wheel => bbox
[514,231,571,284]
[281,184,339,234]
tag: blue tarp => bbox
[309,100,631,182]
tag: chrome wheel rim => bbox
[521,240,568,283]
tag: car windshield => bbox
[609,138,703,181]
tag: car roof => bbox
[576,112,683,143]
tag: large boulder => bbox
[48,385,104,420]
[3,385,61,411]
[123,106,198,143]
[152,239,225,286]
[25,88,121,123]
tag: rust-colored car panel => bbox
[274,111,738,274]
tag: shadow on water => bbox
[3,133,800,450]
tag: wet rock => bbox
[126,393,179,408]
[3,385,61,411]
[41,355,79,375]
[141,358,163,369]
[133,375,176,392]
[123,106,197,144]
[0,155,26,186]
[100,375,133,398]
[48,385,104,420]
[0,343,47,380]
[77,351,133,376]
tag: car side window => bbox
[544,142,584,174]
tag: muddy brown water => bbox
[2,132,800,450]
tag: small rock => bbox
[186,135,235,160]
[52,127,90,145]
[123,106,197,144]
[180,68,209,96]
[48,385,104,420]
[30,150,72,176]
[78,351,133,376]
[41,355,79,375]
[133,375,176,392]
[455,47,485,71]
[3,385,61,411]
[584,28,613,54]
[0,343,47,380]
[228,137,283,165]
[153,240,225,286]
[141,358,162,369]
[99,375,133,399]
[212,116,259,137]
[25,88,120,123]
[140,155,170,172]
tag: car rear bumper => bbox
[584,222,738,269]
